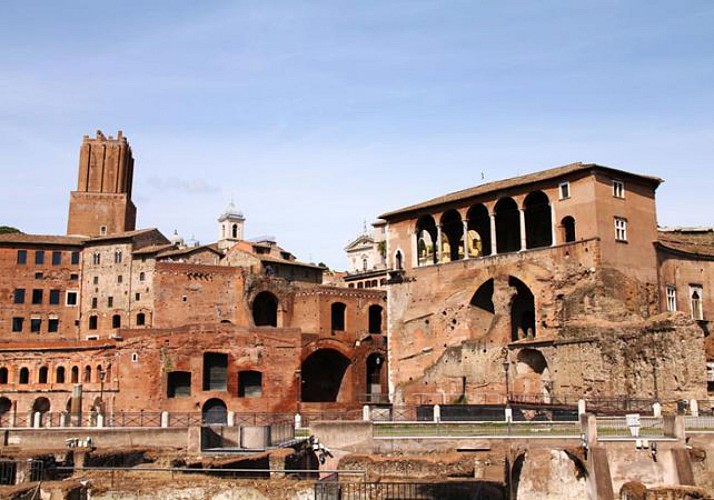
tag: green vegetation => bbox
[0,226,21,234]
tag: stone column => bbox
[519,208,527,251]
[436,225,443,264]
[411,229,419,268]
[70,384,83,427]
[550,204,557,246]
[462,219,470,260]
[490,213,497,255]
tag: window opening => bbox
[167,371,191,398]
[331,302,346,332]
[238,371,263,397]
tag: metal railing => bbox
[684,415,714,432]
[596,417,665,438]
[373,420,581,438]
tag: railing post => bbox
[578,399,586,416]
[362,405,371,422]
[227,411,235,427]
[690,399,699,417]
[294,413,301,430]
[652,401,662,418]
[433,404,441,423]
[161,411,169,428]
[97,413,104,428]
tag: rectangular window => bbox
[92,252,100,265]
[91,297,98,309]
[51,251,62,265]
[614,217,627,242]
[70,273,79,281]
[135,292,141,301]
[17,250,27,264]
[34,272,43,279]
[114,250,122,263]
[167,371,192,398]
[13,289,25,304]
[666,286,677,312]
[203,353,228,391]
[93,276,99,285]
[690,285,704,320]
[117,275,123,284]
[107,296,114,308]
[66,291,78,306]
[48,318,59,332]
[12,317,23,332]
[238,371,263,398]
[88,315,98,330]
[49,289,61,305]
[559,182,570,200]
[71,251,80,265]
[35,250,45,265]
[30,318,41,333]
[613,180,625,199]
[31,289,43,304]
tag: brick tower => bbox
[67,130,137,237]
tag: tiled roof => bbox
[0,233,86,246]
[259,255,324,270]
[379,162,662,220]
[157,244,223,258]
[657,228,714,258]
[88,228,161,242]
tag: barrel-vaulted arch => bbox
[524,191,553,249]
[495,197,521,253]
[415,215,438,266]
[300,340,354,403]
[252,291,279,327]
[466,204,491,257]
[439,209,464,263]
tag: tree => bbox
[0,226,21,234]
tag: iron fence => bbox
[269,420,295,446]
[373,420,581,438]
[596,417,665,438]
[684,415,714,432]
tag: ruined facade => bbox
[380,162,710,406]
[0,131,387,423]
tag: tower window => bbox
[666,286,677,312]
[613,180,625,199]
[92,252,101,265]
[690,285,704,320]
[559,182,570,200]
[100,225,108,236]
[35,250,45,265]
[17,250,27,264]
[139,272,145,282]
[52,251,62,265]
[13,289,25,304]
[114,250,122,263]
[614,217,627,242]
[12,317,23,332]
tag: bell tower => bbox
[217,201,245,250]
[67,130,137,237]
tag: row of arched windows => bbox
[331,302,383,334]
[0,364,111,385]
[413,191,577,267]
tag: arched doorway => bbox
[416,215,438,266]
[524,191,552,249]
[561,216,576,243]
[366,353,385,402]
[253,291,278,327]
[514,349,552,403]
[440,210,463,262]
[202,398,227,425]
[495,198,520,253]
[31,397,51,427]
[466,204,491,257]
[509,277,535,341]
[301,349,350,402]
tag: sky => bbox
[0,1,713,269]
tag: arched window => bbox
[71,366,79,383]
[395,250,403,270]
[55,366,65,384]
[19,367,29,384]
[232,224,238,238]
[691,287,704,320]
[362,257,368,271]
[0,368,8,384]
[368,305,383,334]
[510,276,536,341]
[84,365,91,383]
[466,204,491,257]
[415,215,438,266]
[495,198,520,253]
[114,250,122,263]
[139,271,146,281]
[95,365,103,383]
[561,216,576,243]
[136,312,146,326]
[112,314,121,328]
[253,292,278,327]
[38,366,48,384]
[92,252,101,265]
[331,302,347,332]
[440,210,464,263]
[89,315,98,330]
[524,191,552,249]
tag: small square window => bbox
[613,180,625,199]
[34,272,43,280]
[66,291,78,306]
[32,289,43,304]
[93,276,99,285]
[49,289,61,305]
[117,275,123,284]
[614,217,627,242]
[559,182,570,200]
[52,251,62,265]
[108,296,114,308]
[48,319,59,333]
[71,251,80,265]
[135,292,141,301]
[70,273,79,281]
[100,225,108,236]
[12,317,23,332]
[30,318,41,333]
[13,289,25,304]
[17,250,27,265]
[35,250,45,265]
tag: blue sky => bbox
[1,1,712,268]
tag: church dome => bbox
[218,200,244,221]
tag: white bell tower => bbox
[218,201,245,250]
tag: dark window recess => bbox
[117,275,123,284]
[71,366,79,383]
[91,297,98,309]
[203,353,228,391]
[30,319,41,333]
[32,289,43,304]
[135,292,140,301]
[88,316,98,330]
[19,368,29,384]
[368,305,383,334]
[56,367,65,383]
[112,314,121,328]
[0,368,8,384]
[66,292,77,306]
[13,289,25,304]
[17,250,27,264]
[107,296,114,308]
[11,317,23,332]
[39,367,48,384]
[238,371,263,398]
[71,251,80,265]
[331,302,346,331]
[34,272,43,280]
[35,250,44,265]
[49,289,60,305]
[70,273,79,281]
[136,312,146,326]
[167,371,192,398]
[52,251,62,265]
[48,319,59,333]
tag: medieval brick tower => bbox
[67,130,137,237]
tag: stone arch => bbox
[253,291,279,327]
[202,398,227,425]
[440,209,464,262]
[18,367,29,384]
[0,397,11,415]
[524,191,552,249]
[495,198,520,253]
[71,366,79,384]
[368,304,383,334]
[38,366,49,384]
[0,367,8,384]
[416,215,438,266]
[55,366,65,384]
[466,204,491,257]
[509,276,536,341]
[561,216,576,243]
[301,348,351,402]
[514,349,552,402]
[31,397,50,427]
